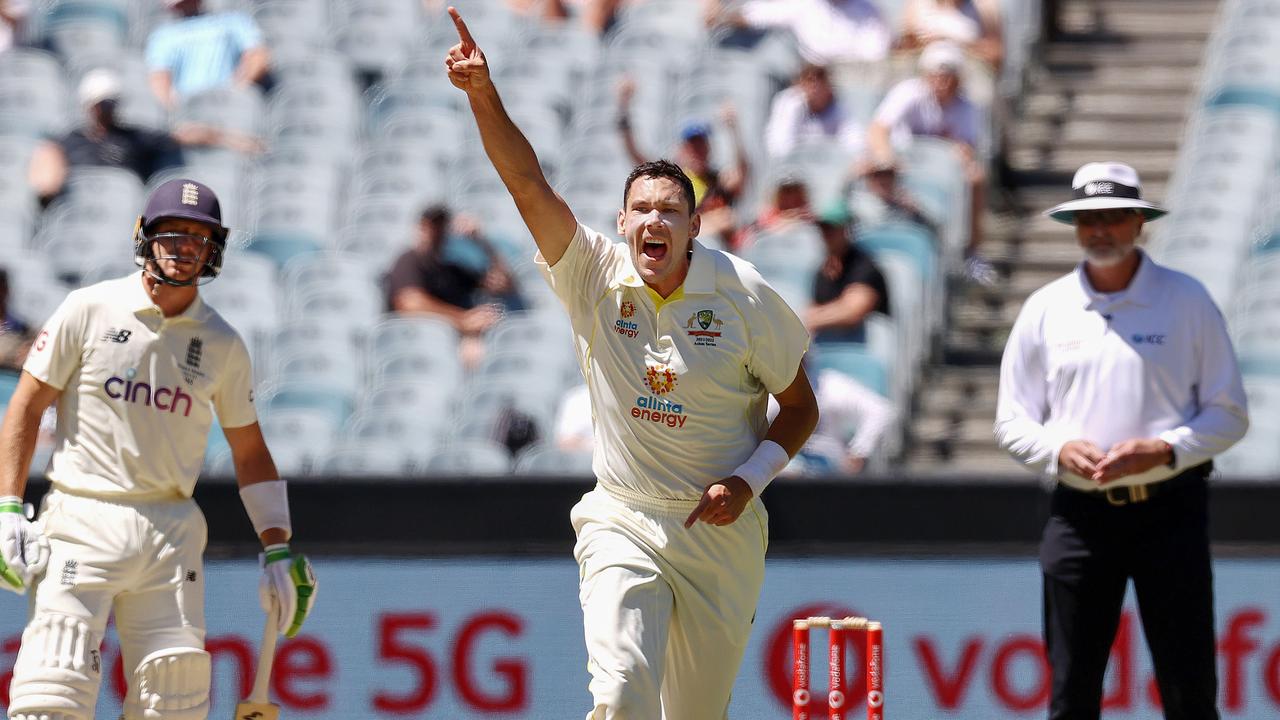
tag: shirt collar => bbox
[128,272,209,322]
[1075,249,1157,311]
[610,240,717,295]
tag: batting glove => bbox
[259,544,317,638]
[0,496,49,594]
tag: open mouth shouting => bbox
[641,237,669,263]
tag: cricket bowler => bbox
[0,178,317,720]
[445,8,820,717]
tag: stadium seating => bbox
[0,0,1042,479]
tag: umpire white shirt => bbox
[24,273,258,499]
[995,250,1248,491]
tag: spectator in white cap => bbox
[899,0,1003,70]
[27,68,265,204]
[996,161,1247,720]
[27,69,183,204]
[146,0,269,109]
[868,41,993,285]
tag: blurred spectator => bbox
[146,0,269,110]
[704,0,891,67]
[505,0,627,36]
[733,174,813,250]
[554,383,594,453]
[899,0,1003,70]
[848,156,938,232]
[385,204,519,369]
[616,77,748,245]
[764,63,865,159]
[806,203,890,343]
[0,269,33,370]
[868,42,995,285]
[769,365,897,475]
[27,69,262,205]
[27,70,182,204]
[0,0,28,52]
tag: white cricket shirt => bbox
[24,273,258,499]
[995,251,1249,491]
[538,224,810,500]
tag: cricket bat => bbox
[233,604,281,719]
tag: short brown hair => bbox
[622,160,697,216]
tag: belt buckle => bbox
[1104,484,1150,506]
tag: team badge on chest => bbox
[685,309,723,346]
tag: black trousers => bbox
[1040,465,1218,720]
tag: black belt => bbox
[1056,462,1212,507]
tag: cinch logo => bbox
[632,395,687,429]
[104,376,194,416]
[1131,333,1165,345]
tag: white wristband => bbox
[240,480,292,540]
[731,440,790,497]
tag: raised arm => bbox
[446,7,577,266]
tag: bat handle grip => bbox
[250,601,280,703]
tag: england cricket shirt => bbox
[995,251,1249,491]
[24,273,258,499]
[538,223,810,499]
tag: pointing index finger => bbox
[448,6,477,51]
[684,495,710,529]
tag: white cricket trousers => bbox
[572,484,768,720]
[9,489,208,714]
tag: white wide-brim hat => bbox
[1045,162,1168,224]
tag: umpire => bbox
[995,161,1249,719]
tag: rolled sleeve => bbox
[23,292,87,391]
[212,335,258,429]
[229,12,264,51]
[1158,297,1249,469]
[535,223,622,317]
[145,28,177,72]
[744,271,810,394]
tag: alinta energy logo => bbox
[614,300,639,339]
[634,364,686,428]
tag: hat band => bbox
[1073,181,1140,200]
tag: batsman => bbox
[0,178,317,720]
[446,7,819,717]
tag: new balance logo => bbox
[101,328,132,343]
